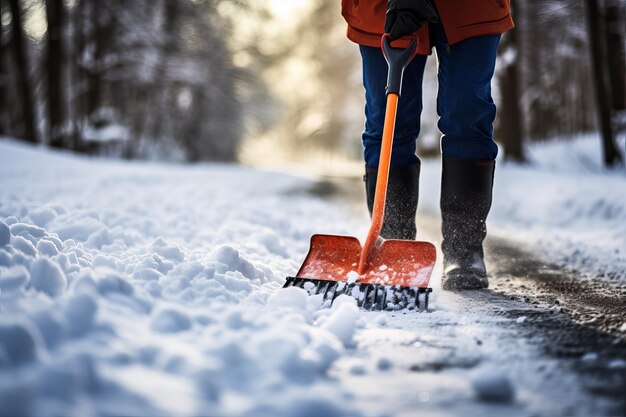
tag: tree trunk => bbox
[70,0,85,151]
[604,1,625,112]
[585,0,623,166]
[149,0,178,141]
[499,59,526,161]
[183,89,203,162]
[0,0,9,136]
[88,0,105,119]
[8,0,38,143]
[47,0,66,148]
[497,0,525,162]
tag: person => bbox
[341,0,514,290]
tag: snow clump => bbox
[267,286,309,310]
[322,295,360,346]
[471,367,515,403]
[0,220,10,246]
[29,257,67,297]
[0,265,30,292]
[151,308,192,333]
[0,320,44,366]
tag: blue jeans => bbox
[360,23,500,167]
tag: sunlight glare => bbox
[268,0,313,21]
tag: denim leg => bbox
[360,45,427,167]
[434,24,500,160]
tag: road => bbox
[307,175,626,417]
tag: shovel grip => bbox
[381,34,418,96]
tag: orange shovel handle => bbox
[358,35,418,274]
[358,93,398,273]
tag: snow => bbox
[0,320,44,366]
[321,297,360,346]
[471,367,515,403]
[29,257,67,297]
[376,356,393,370]
[0,220,10,246]
[12,235,38,257]
[63,293,98,337]
[0,136,621,416]
[267,286,309,310]
[83,123,130,143]
[608,359,626,369]
[0,138,362,417]
[150,308,192,333]
[346,270,359,283]
[36,239,59,257]
[420,134,626,283]
[0,265,30,293]
[582,352,599,362]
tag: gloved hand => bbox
[384,0,438,40]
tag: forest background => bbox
[1,0,624,167]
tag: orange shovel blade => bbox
[296,234,436,288]
[295,234,362,282]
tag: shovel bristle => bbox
[284,277,432,311]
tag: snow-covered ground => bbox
[0,138,366,416]
[0,136,623,417]
[420,134,626,284]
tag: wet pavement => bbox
[305,174,626,416]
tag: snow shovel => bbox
[284,35,436,311]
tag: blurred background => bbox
[0,0,624,169]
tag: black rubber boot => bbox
[440,157,495,290]
[364,164,420,240]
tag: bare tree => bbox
[86,0,112,121]
[47,0,66,148]
[8,0,38,143]
[585,0,623,166]
[68,0,85,150]
[516,1,595,141]
[0,0,9,136]
[497,0,526,162]
[604,0,625,112]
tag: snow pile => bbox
[0,139,364,417]
[421,134,626,283]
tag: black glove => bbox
[384,0,438,40]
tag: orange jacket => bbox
[341,0,514,54]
